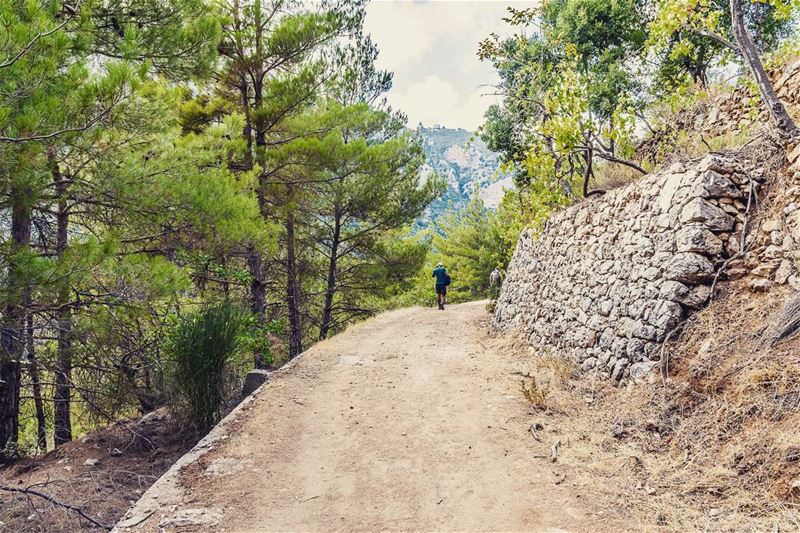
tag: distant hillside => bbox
[415,126,512,227]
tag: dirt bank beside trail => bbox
[115,301,625,532]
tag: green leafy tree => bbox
[0,0,226,457]
[541,0,648,119]
[0,1,136,458]
[291,104,441,339]
[479,2,647,209]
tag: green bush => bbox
[167,302,246,433]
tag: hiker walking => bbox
[432,261,450,310]
[489,267,502,300]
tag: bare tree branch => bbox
[0,104,115,144]
[687,28,739,53]
[0,483,112,530]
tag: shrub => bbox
[167,302,246,433]
[520,377,550,409]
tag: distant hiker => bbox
[432,262,450,310]
[489,268,502,300]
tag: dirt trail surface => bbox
[115,301,616,532]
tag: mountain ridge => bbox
[415,125,512,227]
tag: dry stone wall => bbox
[694,58,800,139]
[493,155,758,382]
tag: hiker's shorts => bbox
[436,283,447,295]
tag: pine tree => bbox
[0,0,220,457]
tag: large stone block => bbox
[242,369,270,398]
[659,280,712,309]
[679,198,735,231]
[692,170,740,198]
[665,253,715,283]
[676,225,724,255]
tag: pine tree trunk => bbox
[27,315,47,451]
[247,244,267,368]
[285,186,303,358]
[730,0,797,137]
[239,78,253,170]
[0,183,32,462]
[53,162,72,447]
[232,0,253,171]
[319,214,341,341]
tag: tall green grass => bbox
[167,302,246,433]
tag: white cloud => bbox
[364,0,538,130]
[387,75,500,130]
[387,75,459,127]
[362,2,438,69]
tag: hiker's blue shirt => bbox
[432,266,447,285]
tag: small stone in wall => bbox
[630,321,658,342]
[650,300,683,332]
[612,358,630,381]
[676,225,724,255]
[693,170,740,198]
[760,245,784,261]
[775,260,795,285]
[751,262,779,279]
[725,267,747,281]
[625,338,646,362]
[762,219,782,233]
[629,361,659,384]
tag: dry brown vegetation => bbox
[501,282,800,532]
[593,160,648,191]
[0,410,195,532]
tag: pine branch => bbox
[0,7,77,70]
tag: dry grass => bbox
[520,376,550,409]
[0,409,196,532]
[660,285,800,516]
[536,353,576,386]
[500,283,800,531]
[518,352,577,410]
[593,161,647,192]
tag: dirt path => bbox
[115,302,611,532]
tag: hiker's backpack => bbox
[444,273,451,286]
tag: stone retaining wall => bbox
[493,154,758,381]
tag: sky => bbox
[363,1,537,132]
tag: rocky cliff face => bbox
[493,153,767,382]
[416,126,512,227]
